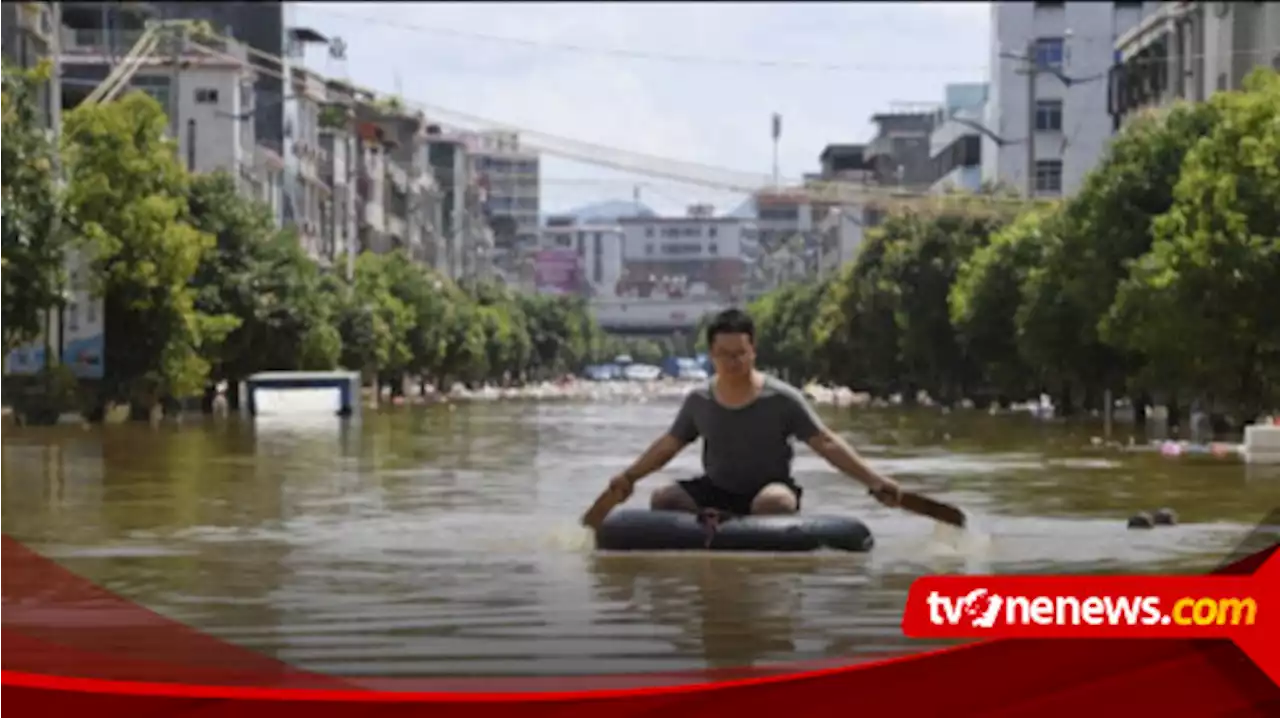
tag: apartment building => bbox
[615,215,756,304]
[424,127,495,281]
[929,83,989,194]
[1110,1,1280,128]
[537,217,624,297]
[984,1,1153,196]
[285,67,331,263]
[466,131,541,249]
[317,80,360,279]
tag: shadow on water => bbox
[3,401,1279,676]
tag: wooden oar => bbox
[876,488,967,528]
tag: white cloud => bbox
[296,2,991,214]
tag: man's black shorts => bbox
[676,476,803,516]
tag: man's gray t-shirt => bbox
[667,375,824,496]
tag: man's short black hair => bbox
[706,308,755,347]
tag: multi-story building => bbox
[317,79,360,278]
[423,126,495,281]
[1110,1,1280,129]
[286,67,331,263]
[369,104,442,268]
[57,19,259,191]
[247,144,286,229]
[929,83,989,194]
[466,131,540,250]
[352,93,390,259]
[2,2,60,127]
[537,217,625,297]
[56,1,334,240]
[615,214,756,304]
[865,111,938,190]
[983,1,1152,196]
[810,144,874,278]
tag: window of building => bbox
[661,243,702,255]
[1033,37,1065,70]
[645,227,654,238]
[1034,1,1065,7]
[708,226,718,238]
[645,243,654,255]
[1034,99,1063,131]
[708,243,718,255]
[1113,1,1141,7]
[195,88,219,104]
[1034,159,1063,194]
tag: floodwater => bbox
[4,400,1279,677]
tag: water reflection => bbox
[4,402,1279,676]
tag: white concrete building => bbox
[615,215,756,305]
[816,207,867,278]
[466,130,540,248]
[539,219,625,297]
[288,68,330,262]
[1111,2,1280,128]
[929,83,989,194]
[983,1,1153,196]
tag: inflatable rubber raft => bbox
[594,509,874,552]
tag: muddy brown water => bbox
[4,401,1278,676]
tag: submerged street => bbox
[4,401,1277,676]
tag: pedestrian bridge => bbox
[590,297,727,333]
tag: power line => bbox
[299,6,989,75]
[185,35,1048,209]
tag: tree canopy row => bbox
[730,69,1280,428]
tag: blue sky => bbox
[295,2,992,215]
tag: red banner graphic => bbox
[3,534,1278,716]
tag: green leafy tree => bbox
[1016,95,1223,413]
[336,252,413,382]
[62,92,236,409]
[189,171,340,386]
[950,209,1055,402]
[813,231,903,396]
[2,60,67,355]
[747,279,830,383]
[1103,69,1280,414]
[380,253,453,386]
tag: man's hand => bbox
[607,473,636,501]
[867,475,902,507]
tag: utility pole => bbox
[1024,39,1037,198]
[48,0,66,371]
[1001,33,1107,199]
[771,112,781,189]
[169,23,185,142]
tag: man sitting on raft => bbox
[601,308,902,516]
